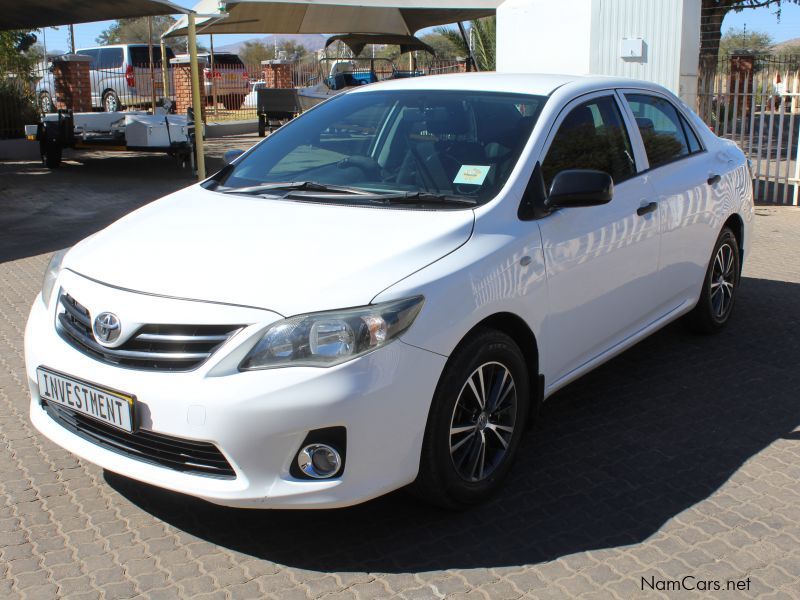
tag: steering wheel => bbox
[337,155,381,180]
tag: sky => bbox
[36,0,800,55]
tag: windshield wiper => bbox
[219,181,373,196]
[367,192,479,207]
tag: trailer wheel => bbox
[42,141,62,169]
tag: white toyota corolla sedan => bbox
[25,73,753,509]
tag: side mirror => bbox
[223,149,244,165]
[547,169,613,209]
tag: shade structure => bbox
[325,33,436,56]
[164,0,500,37]
[0,0,187,30]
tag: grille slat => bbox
[44,402,236,478]
[56,292,242,371]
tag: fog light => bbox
[297,444,342,479]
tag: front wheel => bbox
[686,226,740,333]
[411,329,530,509]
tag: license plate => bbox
[37,367,135,433]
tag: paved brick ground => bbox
[1,153,800,599]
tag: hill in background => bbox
[214,34,327,54]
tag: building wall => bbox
[497,0,701,104]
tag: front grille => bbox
[44,401,236,479]
[56,292,241,371]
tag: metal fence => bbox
[697,68,800,205]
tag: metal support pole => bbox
[148,17,157,112]
[188,13,206,180]
[160,37,170,104]
[210,34,217,116]
[457,22,478,72]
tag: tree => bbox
[1,30,39,74]
[95,17,199,54]
[699,0,800,82]
[435,17,496,71]
[239,41,272,66]
[719,27,773,56]
[419,32,463,60]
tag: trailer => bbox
[25,108,199,171]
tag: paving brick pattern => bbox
[2,201,800,598]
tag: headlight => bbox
[239,296,424,370]
[42,248,68,309]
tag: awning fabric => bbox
[0,0,187,31]
[164,0,499,37]
[326,33,436,56]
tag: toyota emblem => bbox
[93,312,121,344]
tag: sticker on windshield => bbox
[453,165,490,186]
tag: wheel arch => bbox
[723,212,744,268]
[456,312,543,423]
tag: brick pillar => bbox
[262,60,294,88]
[456,59,469,73]
[52,54,92,112]
[170,56,207,119]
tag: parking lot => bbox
[1,147,800,599]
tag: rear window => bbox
[129,46,175,66]
[208,54,244,66]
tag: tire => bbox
[411,329,530,509]
[39,92,54,113]
[686,226,740,334]
[102,91,121,112]
[222,95,245,110]
[42,142,62,169]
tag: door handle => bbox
[636,201,657,216]
[707,174,721,186]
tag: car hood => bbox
[64,185,475,315]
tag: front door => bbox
[537,92,661,387]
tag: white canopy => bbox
[164,0,500,37]
[0,0,186,30]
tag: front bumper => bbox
[25,272,446,509]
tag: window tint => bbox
[681,114,703,153]
[98,48,124,69]
[625,93,696,168]
[205,54,244,66]
[129,46,170,66]
[76,49,99,65]
[541,95,635,189]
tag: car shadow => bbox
[105,276,800,571]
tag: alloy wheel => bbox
[710,242,736,320]
[449,361,517,482]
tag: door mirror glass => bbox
[547,169,613,208]
[223,149,245,165]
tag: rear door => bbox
[537,91,662,387]
[97,47,125,106]
[75,49,100,105]
[619,91,718,308]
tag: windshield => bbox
[216,89,545,206]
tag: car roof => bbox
[350,72,669,97]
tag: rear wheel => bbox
[39,92,54,113]
[102,90,121,112]
[41,141,62,169]
[686,227,740,333]
[411,329,530,509]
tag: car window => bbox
[207,54,244,66]
[625,93,698,168]
[76,49,99,66]
[219,90,545,205]
[98,48,124,70]
[681,114,703,153]
[129,46,169,66]
[541,95,635,190]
